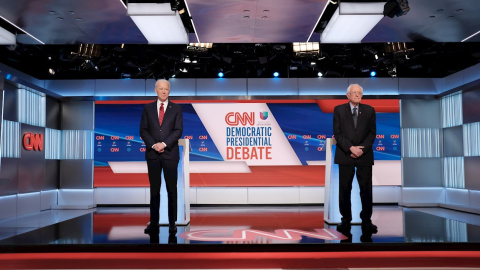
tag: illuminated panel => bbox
[441,92,463,128]
[401,128,440,158]
[62,130,94,159]
[45,128,62,159]
[0,120,20,158]
[443,157,465,188]
[464,122,480,156]
[18,88,45,127]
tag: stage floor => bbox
[0,205,480,269]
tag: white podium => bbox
[323,138,362,224]
[159,139,190,225]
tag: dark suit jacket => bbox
[333,102,376,166]
[139,100,183,160]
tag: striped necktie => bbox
[159,103,165,126]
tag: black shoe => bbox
[361,222,378,233]
[336,221,351,234]
[169,224,177,233]
[144,222,160,234]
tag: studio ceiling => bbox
[1,0,480,80]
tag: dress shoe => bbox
[169,224,177,233]
[361,222,378,233]
[336,221,351,234]
[144,222,160,234]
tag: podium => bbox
[159,139,190,225]
[323,138,362,224]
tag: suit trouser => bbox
[338,164,373,224]
[147,156,179,225]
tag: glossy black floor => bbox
[0,205,480,252]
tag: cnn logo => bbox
[23,132,44,151]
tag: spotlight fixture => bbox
[384,0,410,18]
[127,2,188,44]
[370,71,377,77]
[187,43,213,52]
[218,72,224,78]
[317,71,323,77]
[321,2,385,43]
[48,68,55,75]
[273,72,279,77]
[293,42,320,56]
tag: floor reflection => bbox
[0,205,479,245]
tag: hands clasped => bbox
[349,146,364,159]
[153,143,166,153]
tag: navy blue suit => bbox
[140,100,183,225]
[333,102,376,224]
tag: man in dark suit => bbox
[333,83,377,233]
[140,79,183,234]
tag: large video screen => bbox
[94,100,400,187]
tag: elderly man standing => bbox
[333,84,377,234]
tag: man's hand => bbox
[153,142,166,153]
[349,146,364,158]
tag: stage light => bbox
[127,3,188,44]
[370,71,377,77]
[218,72,224,78]
[48,68,55,75]
[293,42,319,56]
[273,72,279,77]
[318,71,323,77]
[320,2,385,43]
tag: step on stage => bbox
[0,205,479,269]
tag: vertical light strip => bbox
[443,157,465,188]
[446,219,467,242]
[1,120,20,158]
[45,128,62,159]
[463,122,480,156]
[62,130,94,159]
[401,128,440,157]
[18,88,46,127]
[441,92,463,128]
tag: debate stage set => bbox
[2,0,480,269]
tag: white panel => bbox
[196,78,247,96]
[401,128,441,158]
[40,190,58,210]
[464,122,480,156]
[45,128,62,159]
[400,187,445,205]
[190,161,251,173]
[441,92,463,128]
[196,187,248,204]
[248,187,299,204]
[372,160,401,185]
[1,120,20,158]
[95,187,147,205]
[445,188,469,206]
[58,189,95,206]
[190,187,197,204]
[299,187,323,204]
[247,78,298,96]
[95,79,146,96]
[469,190,480,208]
[0,195,17,220]
[18,88,46,127]
[298,78,348,95]
[17,192,41,217]
[372,186,399,203]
